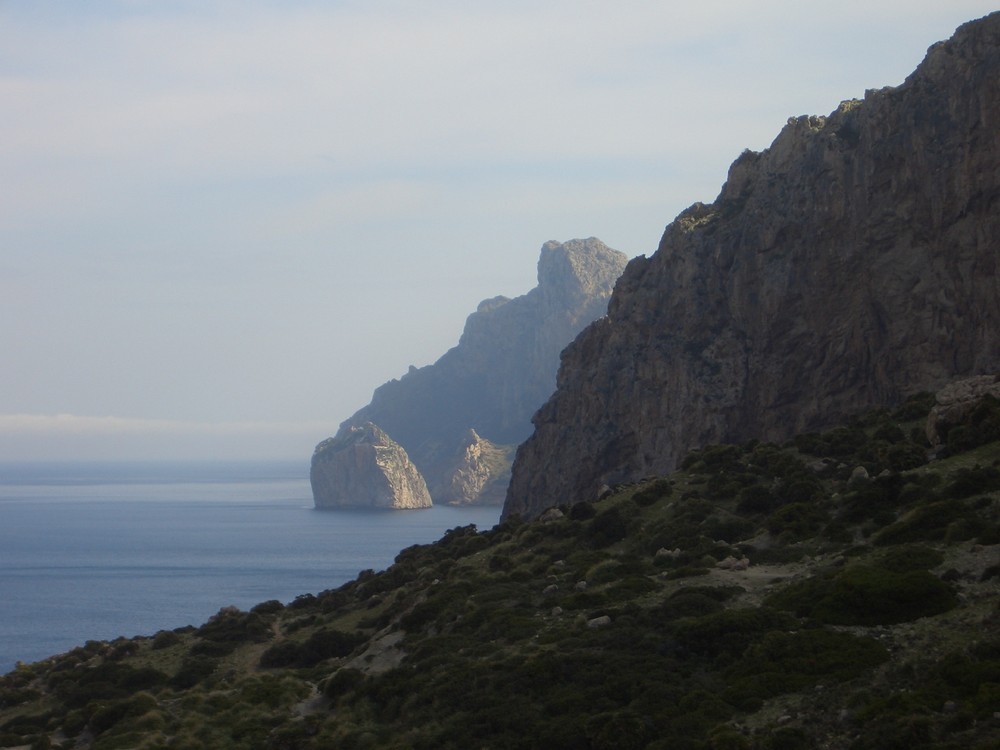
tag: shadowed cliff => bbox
[505,12,1000,520]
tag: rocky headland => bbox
[505,12,1000,520]
[310,423,431,510]
[314,237,628,508]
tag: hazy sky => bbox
[2,2,996,463]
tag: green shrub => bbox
[671,608,795,660]
[944,465,1000,499]
[586,506,630,549]
[760,727,812,750]
[873,500,970,545]
[737,484,780,514]
[633,479,672,507]
[586,709,656,750]
[188,639,237,657]
[323,668,365,699]
[585,559,622,584]
[150,630,182,650]
[728,629,888,696]
[250,599,285,615]
[876,544,944,572]
[891,392,936,421]
[886,441,928,471]
[768,565,956,625]
[705,515,757,543]
[606,576,658,600]
[766,502,828,542]
[196,607,271,644]
[942,396,1000,455]
[169,656,217,690]
[659,593,724,621]
[89,692,158,736]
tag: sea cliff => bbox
[505,12,1000,520]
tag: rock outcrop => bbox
[311,422,431,509]
[324,238,628,505]
[504,13,1000,520]
[926,374,1000,447]
[436,430,512,506]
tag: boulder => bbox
[926,374,1000,446]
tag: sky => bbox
[1,1,997,463]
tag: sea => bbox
[0,460,501,674]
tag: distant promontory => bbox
[311,238,629,509]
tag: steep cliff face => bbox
[505,13,1000,519]
[311,423,432,509]
[331,237,628,504]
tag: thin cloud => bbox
[0,414,333,436]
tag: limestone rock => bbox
[326,238,628,506]
[311,422,432,509]
[926,374,1000,446]
[436,429,513,506]
[504,13,1000,520]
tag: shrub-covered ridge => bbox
[3,392,1000,749]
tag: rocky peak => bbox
[504,12,1000,520]
[536,237,623,303]
[319,238,628,507]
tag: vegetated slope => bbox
[4,386,1000,749]
[504,12,1000,520]
[316,238,628,505]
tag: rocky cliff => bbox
[504,12,1000,520]
[329,238,628,505]
[311,422,432,509]
[436,429,512,506]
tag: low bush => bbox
[875,544,944,572]
[196,607,271,644]
[726,629,887,702]
[586,505,630,549]
[766,502,829,542]
[943,465,1000,499]
[633,479,672,507]
[671,608,795,660]
[873,499,970,545]
[150,630,181,650]
[768,565,957,625]
[169,656,217,690]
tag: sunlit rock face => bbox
[505,13,1000,520]
[435,429,512,506]
[311,423,431,510]
[321,237,628,506]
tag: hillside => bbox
[3,382,1000,749]
[504,12,1000,520]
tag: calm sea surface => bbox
[0,461,501,674]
